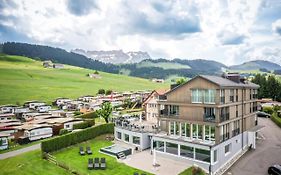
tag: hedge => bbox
[75,111,98,119]
[41,123,114,153]
[73,119,95,130]
[271,113,281,128]
[59,129,69,135]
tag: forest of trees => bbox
[251,74,281,101]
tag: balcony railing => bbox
[203,114,216,122]
[232,128,240,136]
[220,113,229,122]
[160,109,179,118]
[220,132,230,142]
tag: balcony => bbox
[232,128,240,136]
[220,113,229,122]
[220,132,230,142]
[160,109,179,118]
[203,114,216,123]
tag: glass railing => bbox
[203,114,216,122]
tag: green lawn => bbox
[178,166,206,175]
[52,135,152,175]
[0,150,71,175]
[0,54,168,105]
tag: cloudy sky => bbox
[0,0,281,65]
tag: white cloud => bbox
[0,0,280,65]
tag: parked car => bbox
[268,165,281,175]
[257,111,271,118]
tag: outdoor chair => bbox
[86,146,92,155]
[94,158,100,170]
[79,146,85,155]
[100,157,106,170]
[88,158,93,170]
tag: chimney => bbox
[222,72,241,83]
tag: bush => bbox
[98,89,105,95]
[105,89,112,95]
[59,129,69,135]
[73,111,82,116]
[262,106,274,115]
[75,111,97,119]
[73,119,95,130]
[179,166,206,175]
[271,113,281,128]
[41,123,114,153]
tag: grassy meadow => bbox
[0,54,168,105]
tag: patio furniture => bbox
[88,158,93,170]
[94,158,100,170]
[100,157,106,170]
[86,146,92,155]
[79,147,85,155]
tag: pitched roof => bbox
[166,75,259,95]
[143,88,169,104]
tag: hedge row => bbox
[41,123,114,153]
[271,113,281,128]
[73,119,95,130]
[75,111,97,119]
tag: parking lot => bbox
[225,117,281,175]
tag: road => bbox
[225,117,281,175]
[0,143,41,160]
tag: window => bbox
[213,150,218,163]
[230,89,234,102]
[204,89,215,103]
[195,148,210,163]
[170,122,175,135]
[236,89,239,101]
[153,141,164,152]
[204,107,216,122]
[1,139,7,144]
[185,123,190,138]
[124,134,129,142]
[65,124,70,128]
[220,89,225,104]
[180,145,194,158]
[192,124,197,139]
[132,136,140,145]
[166,142,178,155]
[198,125,203,140]
[168,105,179,115]
[225,144,231,154]
[192,89,203,103]
[204,126,215,142]
[181,123,186,137]
[117,132,121,139]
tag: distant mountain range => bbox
[1,42,281,80]
[72,49,151,64]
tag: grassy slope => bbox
[137,60,190,70]
[0,150,71,175]
[0,54,168,105]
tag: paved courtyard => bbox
[120,149,189,175]
[224,117,281,175]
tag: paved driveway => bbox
[0,143,41,160]
[225,118,281,175]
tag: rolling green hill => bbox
[0,54,168,105]
[136,60,191,70]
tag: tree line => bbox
[251,73,281,101]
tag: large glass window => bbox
[175,122,180,135]
[204,89,215,103]
[181,123,186,137]
[166,142,178,155]
[117,132,121,139]
[195,148,210,163]
[192,89,203,103]
[205,126,215,142]
[210,126,215,141]
[192,124,197,139]
[153,140,164,152]
[185,123,190,138]
[132,136,140,145]
[170,122,175,135]
[213,150,218,163]
[169,105,179,115]
[124,134,129,142]
[198,125,203,140]
[180,145,194,158]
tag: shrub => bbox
[98,89,105,95]
[262,106,274,114]
[105,89,112,95]
[271,113,281,128]
[41,123,114,153]
[59,129,69,135]
[75,111,98,119]
[73,119,95,130]
[73,111,82,116]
